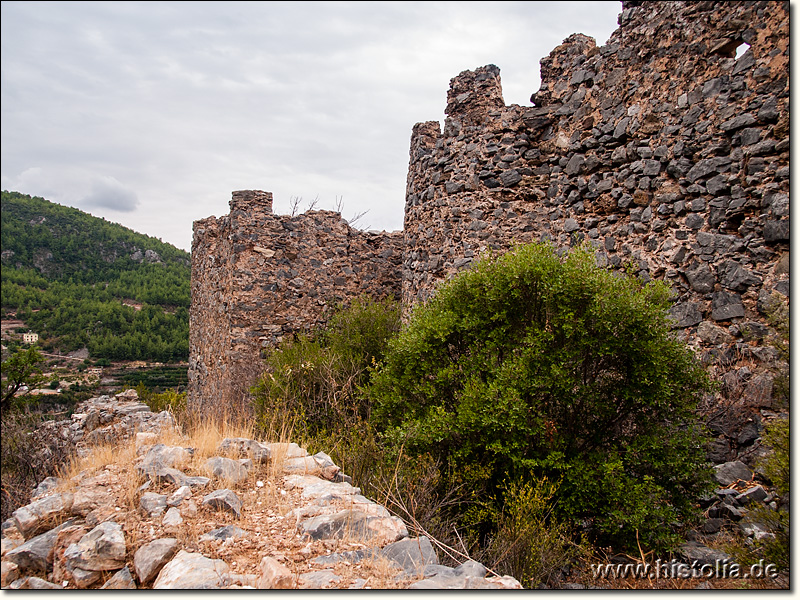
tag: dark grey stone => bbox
[678,541,732,564]
[706,175,729,195]
[713,461,753,486]
[565,154,585,176]
[720,113,757,132]
[737,421,761,446]
[706,438,731,464]
[685,213,705,230]
[669,302,703,328]
[711,291,745,321]
[735,485,768,506]
[764,220,789,243]
[718,260,762,292]
[701,518,725,534]
[564,218,580,233]
[739,321,769,341]
[381,536,439,575]
[500,170,522,187]
[202,489,242,518]
[685,261,716,294]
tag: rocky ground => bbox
[0,390,522,590]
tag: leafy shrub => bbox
[473,476,589,588]
[251,295,400,438]
[143,388,187,415]
[369,242,713,551]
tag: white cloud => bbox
[1,1,622,251]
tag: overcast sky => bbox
[2,1,622,251]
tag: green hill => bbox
[1,191,190,362]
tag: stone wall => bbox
[401,0,788,458]
[189,191,403,414]
[191,1,789,446]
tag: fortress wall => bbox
[191,2,789,451]
[402,1,788,379]
[189,190,403,414]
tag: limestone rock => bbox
[381,536,439,575]
[152,550,231,589]
[64,521,127,572]
[202,489,242,518]
[1,560,21,587]
[299,509,407,545]
[299,569,341,589]
[8,575,63,589]
[51,524,90,585]
[5,520,77,572]
[101,565,137,589]
[217,437,271,463]
[162,507,183,528]
[256,555,295,589]
[134,537,179,585]
[204,456,249,483]
[137,443,193,475]
[140,492,168,517]
[30,477,62,500]
[166,485,192,507]
[13,492,74,538]
[199,525,246,543]
[71,487,114,517]
[71,566,102,589]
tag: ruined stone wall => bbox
[189,190,403,414]
[402,1,788,460]
[191,2,788,457]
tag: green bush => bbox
[369,242,713,551]
[251,295,400,438]
[473,476,589,588]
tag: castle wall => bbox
[190,1,788,457]
[189,190,403,415]
[403,0,787,356]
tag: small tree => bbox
[370,242,713,551]
[1,347,46,411]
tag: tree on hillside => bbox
[1,347,46,411]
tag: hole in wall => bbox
[734,42,750,60]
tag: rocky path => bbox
[1,391,521,590]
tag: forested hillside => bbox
[1,191,190,362]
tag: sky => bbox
[1,1,622,251]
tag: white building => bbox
[22,331,38,344]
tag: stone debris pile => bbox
[0,391,522,590]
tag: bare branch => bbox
[290,196,302,217]
[334,195,344,214]
[306,195,319,211]
[347,209,370,229]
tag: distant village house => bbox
[22,331,38,344]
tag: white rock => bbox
[153,550,231,589]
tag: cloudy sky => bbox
[2,1,622,251]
